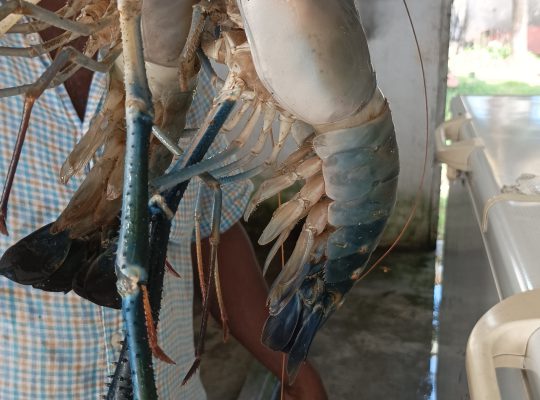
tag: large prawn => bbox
[153,0,400,382]
[0,0,403,397]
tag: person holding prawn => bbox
[0,0,399,398]
[0,0,327,398]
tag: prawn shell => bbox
[327,176,398,227]
[314,110,398,202]
[315,108,399,283]
[323,218,389,284]
[238,0,376,125]
[312,107,393,159]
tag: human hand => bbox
[141,0,198,67]
[139,0,200,141]
[139,0,201,175]
[283,362,328,400]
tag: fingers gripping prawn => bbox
[237,0,400,380]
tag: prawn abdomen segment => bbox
[237,0,375,125]
[318,106,399,279]
[262,105,399,380]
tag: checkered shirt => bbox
[0,31,252,399]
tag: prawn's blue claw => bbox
[262,262,355,383]
[0,223,72,285]
[72,240,121,309]
[0,222,121,308]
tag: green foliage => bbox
[487,45,512,60]
[446,77,540,118]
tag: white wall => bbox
[356,0,452,248]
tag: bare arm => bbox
[194,222,328,400]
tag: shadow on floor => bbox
[196,249,435,400]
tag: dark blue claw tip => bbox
[0,223,72,284]
[31,240,88,293]
[262,293,302,351]
[286,307,324,383]
[72,243,121,309]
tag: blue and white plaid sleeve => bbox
[196,173,253,238]
[0,29,254,400]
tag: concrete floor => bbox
[436,181,499,400]
[309,250,435,400]
[197,247,436,400]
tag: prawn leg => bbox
[151,95,261,193]
[178,2,206,91]
[200,174,229,339]
[0,46,118,235]
[183,172,224,385]
[107,89,239,400]
[0,44,121,99]
[113,0,155,397]
[0,0,115,36]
